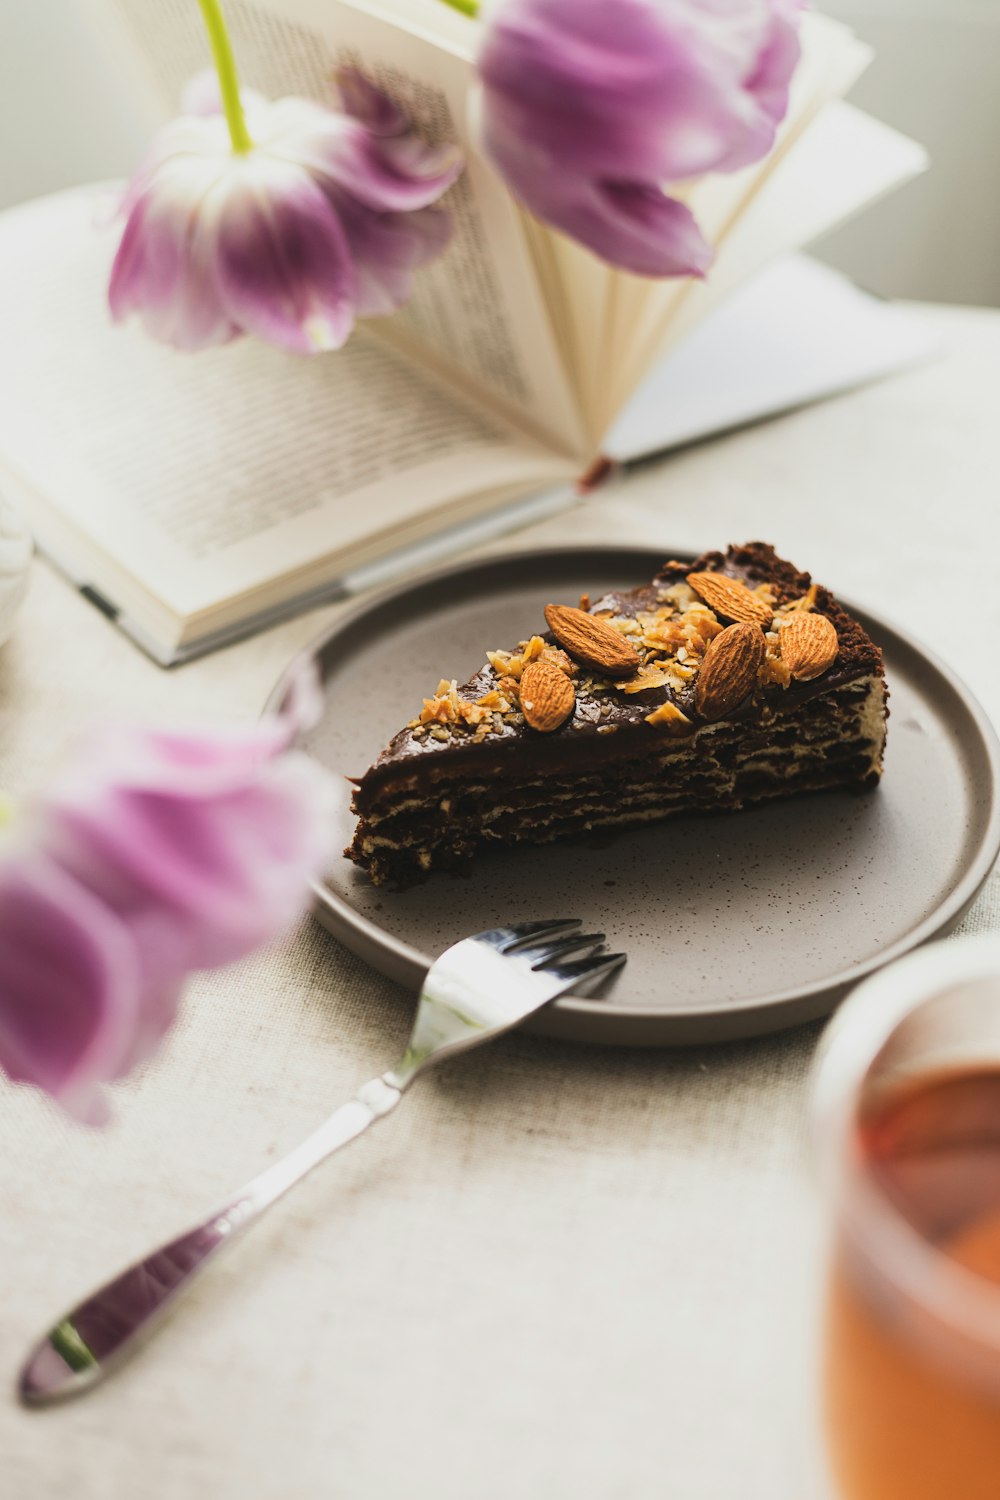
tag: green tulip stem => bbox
[436,0,480,17]
[196,0,253,153]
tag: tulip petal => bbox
[334,66,408,137]
[477,0,801,272]
[181,68,231,118]
[0,673,336,1122]
[483,112,713,278]
[37,718,337,973]
[716,0,802,169]
[336,201,453,317]
[110,80,459,353]
[109,159,238,351]
[325,126,463,213]
[0,854,140,1122]
[209,160,358,352]
[566,182,714,280]
[270,658,327,748]
[480,0,696,179]
[265,102,462,214]
[118,113,233,220]
[181,68,269,122]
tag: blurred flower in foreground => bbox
[477,0,803,276]
[110,15,461,354]
[0,669,336,1124]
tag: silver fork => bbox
[19,920,623,1406]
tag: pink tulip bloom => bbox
[477,0,803,277]
[0,669,336,1123]
[109,70,462,353]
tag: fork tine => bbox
[518,932,606,968]
[540,951,627,989]
[476,920,582,953]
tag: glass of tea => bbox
[812,933,1000,1500]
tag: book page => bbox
[523,225,617,448]
[82,0,587,459]
[604,256,938,462]
[0,187,572,632]
[476,11,874,446]
[647,103,928,361]
[602,14,874,423]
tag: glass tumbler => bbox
[811,934,1000,1500]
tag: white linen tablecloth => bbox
[2,303,999,1500]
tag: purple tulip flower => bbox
[477,0,803,277]
[0,669,336,1123]
[110,69,462,353]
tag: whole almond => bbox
[543,604,640,677]
[694,622,766,721]
[687,572,773,629]
[778,611,838,681]
[519,661,576,732]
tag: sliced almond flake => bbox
[476,688,513,714]
[642,619,687,651]
[681,609,724,641]
[761,653,792,689]
[419,695,454,725]
[776,584,819,616]
[645,701,693,732]
[540,645,577,676]
[621,663,677,695]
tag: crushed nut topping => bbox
[621,660,694,695]
[761,639,793,689]
[661,581,699,610]
[418,677,504,735]
[408,571,835,740]
[486,634,574,684]
[476,688,514,714]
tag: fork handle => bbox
[18,1077,402,1406]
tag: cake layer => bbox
[351,675,885,886]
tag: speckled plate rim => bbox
[264,545,1000,1046]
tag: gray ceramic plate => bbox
[265,546,1000,1046]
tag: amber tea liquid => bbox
[825,1066,1000,1500]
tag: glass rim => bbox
[811,932,1000,1353]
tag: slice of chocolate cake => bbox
[347,543,887,887]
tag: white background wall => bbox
[815,0,1000,306]
[2,1,999,306]
[0,2,148,208]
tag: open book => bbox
[0,1,928,662]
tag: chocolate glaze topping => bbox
[351,542,885,816]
